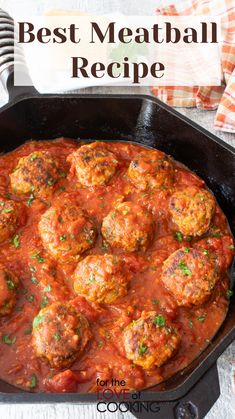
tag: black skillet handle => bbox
[0,8,38,102]
[132,363,220,419]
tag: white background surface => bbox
[0,1,235,418]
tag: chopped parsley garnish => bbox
[47,179,55,186]
[175,231,183,242]
[59,171,67,178]
[2,208,13,213]
[89,273,96,282]
[24,327,32,335]
[30,154,38,161]
[153,314,166,327]
[33,315,44,328]
[53,333,61,341]
[101,241,109,251]
[177,260,192,276]
[31,276,38,285]
[188,319,193,329]
[228,245,235,250]
[43,284,51,293]
[152,299,160,305]
[226,289,233,299]
[59,234,67,241]
[2,335,16,345]
[30,267,36,273]
[183,248,190,253]
[202,249,209,256]
[98,341,103,348]
[138,343,148,355]
[6,279,16,290]
[26,294,34,303]
[197,315,206,322]
[29,374,37,388]
[31,251,45,263]
[11,234,20,249]
[41,295,48,308]
[27,193,35,206]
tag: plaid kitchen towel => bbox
[152,0,235,133]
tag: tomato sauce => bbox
[0,138,233,393]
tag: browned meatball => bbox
[73,254,129,304]
[32,302,91,369]
[67,142,118,187]
[0,198,19,243]
[169,186,215,237]
[161,247,219,307]
[10,151,59,196]
[128,149,173,191]
[0,267,19,316]
[101,201,154,252]
[123,311,180,370]
[38,197,97,262]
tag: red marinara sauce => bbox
[0,138,233,393]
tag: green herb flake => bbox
[202,249,209,256]
[59,234,67,241]
[33,315,44,329]
[226,289,233,299]
[11,234,20,249]
[177,260,192,276]
[152,299,160,305]
[98,341,103,348]
[41,295,48,309]
[43,284,52,293]
[47,179,55,186]
[197,315,206,323]
[2,208,13,213]
[31,276,38,285]
[183,248,190,253]
[138,343,148,355]
[27,193,35,207]
[189,319,193,329]
[2,335,16,345]
[89,273,96,282]
[53,333,61,341]
[29,374,37,388]
[175,231,183,242]
[59,171,67,178]
[31,251,45,264]
[26,294,34,303]
[228,245,235,250]
[7,279,16,290]
[153,314,166,327]
[30,154,38,162]
[24,327,32,335]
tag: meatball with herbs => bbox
[32,302,91,369]
[67,142,118,187]
[161,247,219,307]
[101,201,154,252]
[73,254,129,304]
[128,149,174,191]
[123,311,180,370]
[38,197,97,262]
[169,186,215,237]
[0,198,19,243]
[10,151,59,197]
[0,267,19,316]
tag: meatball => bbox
[123,311,180,370]
[73,254,129,304]
[67,142,118,187]
[101,201,154,252]
[0,267,19,316]
[128,149,173,191]
[38,197,97,262]
[0,198,19,243]
[161,247,219,307]
[32,302,91,369]
[10,151,59,196]
[169,186,215,237]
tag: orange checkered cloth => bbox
[151,0,235,133]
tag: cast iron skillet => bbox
[0,8,234,419]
